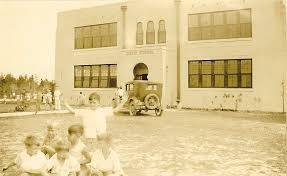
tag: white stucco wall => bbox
[180,0,287,112]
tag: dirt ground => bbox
[0,110,285,176]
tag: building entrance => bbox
[133,63,149,80]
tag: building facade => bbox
[55,0,287,112]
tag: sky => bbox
[0,0,124,80]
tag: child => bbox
[64,92,121,139]
[2,135,47,175]
[67,124,91,176]
[42,122,62,159]
[90,133,124,176]
[45,140,80,176]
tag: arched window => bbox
[158,20,166,43]
[136,22,143,45]
[146,21,155,44]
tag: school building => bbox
[55,0,287,112]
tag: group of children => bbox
[2,92,125,176]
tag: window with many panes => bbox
[75,23,117,49]
[188,59,252,88]
[74,64,117,88]
[188,9,252,41]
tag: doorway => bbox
[133,63,149,80]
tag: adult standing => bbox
[35,91,42,114]
[46,90,53,111]
[54,87,62,110]
[117,86,124,103]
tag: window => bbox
[200,13,213,40]
[146,21,155,44]
[83,26,92,48]
[201,61,212,87]
[240,9,252,37]
[74,64,117,88]
[100,65,108,88]
[213,12,225,39]
[188,14,201,41]
[83,66,91,88]
[146,85,157,90]
[226,11,240,38]
[109,65,117,88]
[214,61,225,88]
[188,9,252,41]
[75,23,117,49]
[241,59,252,88]
[188,61,200,88]
[158,20,166,43]
[188,59,252,88]
[91,66,99,88]
[74,66,82,88]
[227,60,238,88]
[136,22,144,45]
[126,84,134,91]
[75,28,84,49]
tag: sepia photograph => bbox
[0,0,286,175]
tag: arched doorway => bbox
[133,63,149,80]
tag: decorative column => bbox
[175,0,181,104]
[121,5,127,49]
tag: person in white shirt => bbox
[2,135,47,175]
[54,87,62,110]
[45,140,80,176]
[67,124,91,176]
[46,90,53,111]
[117,87,124,103]
[64,92,121,140]
[91,133,125,176]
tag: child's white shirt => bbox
[15,150,47,174]
[46,154,80,176]
[91,149,124,175]
[69,139,86,163]
[117,89,124,97]
[75,107,114,138]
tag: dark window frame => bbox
[74,64,117,88]
[188,8,252,41]
[188,59,252,88]
[74,22,117,49]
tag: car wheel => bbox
[144,94,160,110]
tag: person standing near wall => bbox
[46,90,53,111]
[54,87,62,110]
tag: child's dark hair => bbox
[89,92,100,102]
[24,135,40,146]
[68,124,84,136]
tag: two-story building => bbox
[55,0,287,112]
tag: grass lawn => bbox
[0,110,285,176]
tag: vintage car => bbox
[122,80,163,116]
